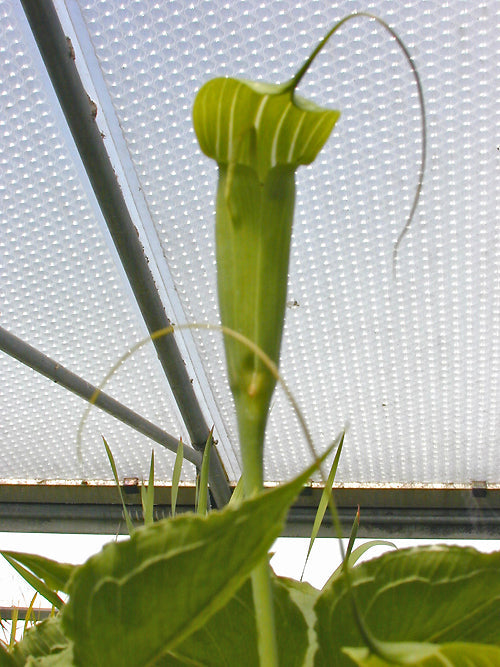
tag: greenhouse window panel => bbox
[0,0,498,526]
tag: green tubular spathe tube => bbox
[193,74,340,491]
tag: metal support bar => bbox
[0,501,194,535]
[0,326,202,468]
[20,0,231,506]
[0,607,52,622]
[286,506,500,539]
[1,498,499,539]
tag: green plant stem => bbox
[237,398,267,495]
[238,405,279,667]
[251,562,279,667]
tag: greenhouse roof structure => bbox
[0,0,498,537]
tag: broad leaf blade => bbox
[63,446,334,667]
[344,641,500,666]
[314,545,500,666]
[164,574,311,667]
[284,577,322,666]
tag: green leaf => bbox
[62,446,334,667]
[1,552,74,595]
[314,545,500,666]
[344,641,500,666]
[23,593,39,635]
[344,506,361,563]
[162,573,311,667]
[326,540,397,587]
[1,554,67,610]
[140,450,155,526]
[170,439,184,518]
[301,432,344,580]
[102,436,135,536]
[11,617,71,666]
[227,475,245,507]
[0,644,16,667]
[8,608,17,652]
[196,428,213,515]
[284,578,322,666]
[25,645,75,666]
[346,541,397,570]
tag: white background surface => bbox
[2,532,499,609]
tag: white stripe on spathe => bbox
[299,112,330,162]
[214,79,227,159]
[226,82,242,161]
[287,111,307,163]
[270,101,292,167]
[253,94,269,132]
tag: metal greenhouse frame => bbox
[0,0,498,540]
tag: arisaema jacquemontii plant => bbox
[193,12,425,666]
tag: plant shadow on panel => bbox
[2,12,499,667]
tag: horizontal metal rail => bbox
[0,607,52,622]
[1,480,499,538]
[0,498,499,539]
[286,506,500,539]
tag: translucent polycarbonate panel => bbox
[64,0,498,486]
[0,1,195,483]
[0,0,498,488]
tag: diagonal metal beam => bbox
[0,326,202,468]
[20,0,231,506]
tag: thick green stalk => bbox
[235,395,267,494]
[251,561,279,666]
[237,404,278,665]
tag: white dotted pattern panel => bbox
[1,0,498,487]
[0,1,194,483]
